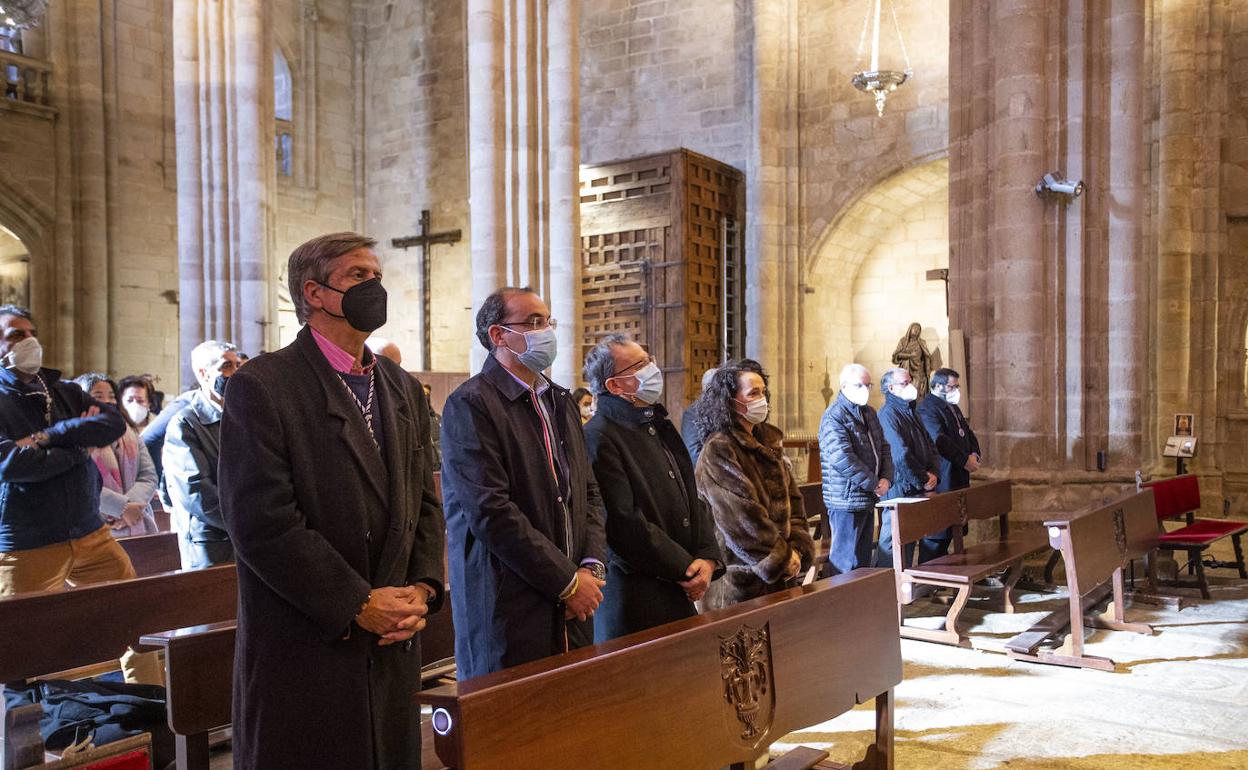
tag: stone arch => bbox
[0,167,54,322]
[797,158,949,427]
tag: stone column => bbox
[1105,0,1146,466]
[1155,1,1224,476]
[749,0,802,431]
[466,0,581,383]
[173,0,273,385]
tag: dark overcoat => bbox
[916,393,981,492]
[219,326,445,770]
[696,422,815,610]
[878,393,941,500]
[583,395,723,642]
[440,355,607,679]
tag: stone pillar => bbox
[1105,0,1146,465]
[173,0,273,385]
[749,0,802,431]
[1155,1,1224,477]
[466,0,581,384]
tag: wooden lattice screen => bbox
[579,149,746,423]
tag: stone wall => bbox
[360,0,471,371]
[579,0,753,170]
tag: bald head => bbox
[366,336,402,366]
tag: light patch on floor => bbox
[773,554,1248,770]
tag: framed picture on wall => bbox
[1173,413,1194,437]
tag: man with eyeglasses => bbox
[581,334,723,642]
[916,367,982,558]
[817,363,893,575]
[440,286,607,678]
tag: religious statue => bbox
[891,322,934,398]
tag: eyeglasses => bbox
[500,317,558,332]
[609,356,654,378]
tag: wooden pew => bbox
[877,480,1046,647]
[116,531,181,577]
[417,569,902,770]
[797,482,830,568]
[142,602,457,770]
[0,565,238,684]
[1005,490,1160,671]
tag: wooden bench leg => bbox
[898,583,971,647]
[176,731,210,770]
[1233,534,1247,579]
[1000,561,1023,614]
[1192,548,1211,599]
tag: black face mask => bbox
[213,374,229,398]
[318,278,388,333]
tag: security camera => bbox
[1035,173,1084,199]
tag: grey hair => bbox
[0,304,32,322]
[475,286,537,352]
[880,367,908,392]
[191,340,237,375]
[838,363,870,388]
[287,232,378,324]
[583,333,632,395]
[700,366,718,392]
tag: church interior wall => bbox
[359,0,471,371]
[271,0,362,349]
[578,0,754,172]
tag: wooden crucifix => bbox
[926,268,950,317]
[391,210,462,369]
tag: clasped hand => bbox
[678,558,716,602]
[355,585,431,646]
[563,567,605,622]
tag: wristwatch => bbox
[32,431,51,448]
[583,562,607,582]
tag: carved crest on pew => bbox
[719,623,775,745]
[1112,507,1127,559]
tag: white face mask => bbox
[943,388,961,406]
[843,383,870,407]
[895,383,918,402]
[4,336,42,375]
[736,396,769,425]
[627,362,664,405]
[125,402,150,424]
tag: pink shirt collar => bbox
[311,327,375,376]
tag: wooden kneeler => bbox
[1006,490,1159,671]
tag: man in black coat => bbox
[817,364,894,576]
[220,233,445,770]
[874,367,941,568]
[441,286,608,679]
[581,334,723,642]
[916,367,983,557]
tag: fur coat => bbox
[695,422,814,610]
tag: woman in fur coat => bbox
[693,361,814,610]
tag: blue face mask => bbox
[504,327,558,375]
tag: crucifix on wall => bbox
[926,268,950,316]
[391,210,462,369]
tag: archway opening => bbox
[800,159,949,427]
[0,224,30,307]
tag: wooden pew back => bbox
[117,532,181,577]
[1049,489,1159,593]
[418,569,901,770]
[891,480,1013,550]
[0,565,238,682]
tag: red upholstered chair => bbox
[1140,474,1247,599]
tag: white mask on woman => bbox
[125,402,150,424]
[736,396,769,425]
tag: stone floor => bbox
[206,544,1248,769]
[774,544,1248,769]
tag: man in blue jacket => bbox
[916,367,982,558]
[0,304,131,595]
[874,367,941,568]
[818,363,894,576]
